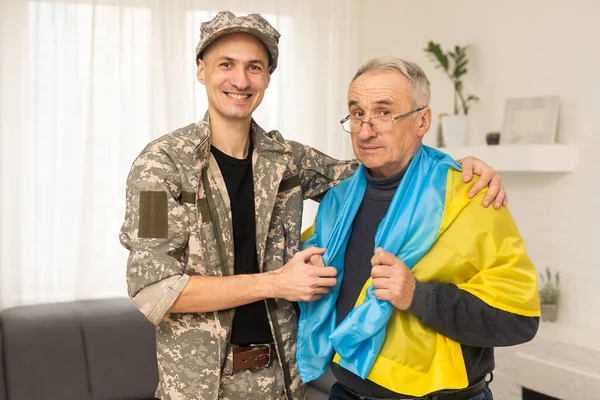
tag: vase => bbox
[540,303,558,322]
[440,115,469,147]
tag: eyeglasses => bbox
[340,106,427,134]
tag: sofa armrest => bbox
[0,302,92,400]
[0,298,158,400]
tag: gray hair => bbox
[351,57,430,109]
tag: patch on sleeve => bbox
[180,191,196,204]
[138,191,168,238]
[278,174,301,193]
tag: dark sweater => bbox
[331,166,539,398]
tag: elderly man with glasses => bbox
[297,58,540,400]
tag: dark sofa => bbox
[0,298,332,400]
[0,299,157,400]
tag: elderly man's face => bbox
[197,33,271,122]
[348,71,430,177]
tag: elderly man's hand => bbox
[370,247,416,310]
[457,156,507,209]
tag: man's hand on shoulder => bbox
[457,156,507,209]
[370,247,416,310]
[270,247,337,302]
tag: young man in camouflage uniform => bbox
[120,11,506,400]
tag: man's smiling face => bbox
[197,32,271,122]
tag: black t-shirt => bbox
[211,143,272,345]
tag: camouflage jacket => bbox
[120,115,357,400]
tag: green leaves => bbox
[448,45,468,79]
[424,41,449,71]
[539,267,560,305]
[424,41,479,115]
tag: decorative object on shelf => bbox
[439,144,577,173]
[485,132,500,145]
[424,41,479,147]
[539,267,560,322]
[440,115,468,147]
[501,96,560,144]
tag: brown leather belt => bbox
[232,344,274,372]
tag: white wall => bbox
[359,0,600,329]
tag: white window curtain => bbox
[0,0,362,309]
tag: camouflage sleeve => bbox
[119,144,191,325]
[290,141,358,201]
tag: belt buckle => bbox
[250,343,272,368]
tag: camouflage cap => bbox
[195,11,281,73]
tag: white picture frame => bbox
[501,96,560,144]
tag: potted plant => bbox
[539,267,560,322]
[424,41,479,147]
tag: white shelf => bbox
[535,320,600,352]
[437,144,577,172]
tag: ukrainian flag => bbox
[297,145,540,396]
